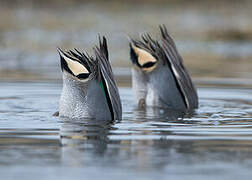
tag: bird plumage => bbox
[130,25,198,111]
[58,36,122,120]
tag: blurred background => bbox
[0,0,251,84]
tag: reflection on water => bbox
[0,82,252,179]
[60,118,111,166]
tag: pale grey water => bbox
[1,82,252,179]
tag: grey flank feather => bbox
[94,36,122,120]
[159,25,198,109]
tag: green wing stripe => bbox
[100,81,105,94]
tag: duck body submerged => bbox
[58,37,122,120]
[130,25,198,111]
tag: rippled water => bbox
[1,82,252,179]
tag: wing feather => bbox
[159,25,198,109]
[95,36,122,120]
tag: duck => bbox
[57,36,122,120]
[129,25,198,111]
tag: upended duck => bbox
[129,25,198,111]
[58,37,122,120]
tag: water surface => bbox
[0,82,252,180]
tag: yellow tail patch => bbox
[132,45,157,66]
[59,51,89,76]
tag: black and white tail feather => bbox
[58,46,97,80]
